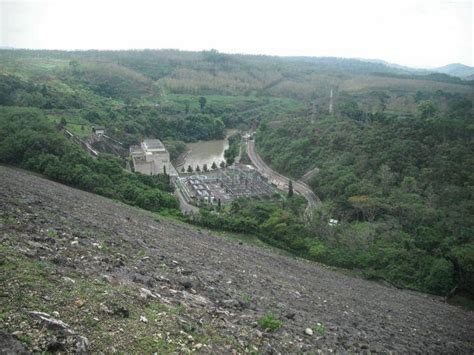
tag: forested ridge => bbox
[255,95,473,296]
[0,106,182,215]
[0,49,472,301]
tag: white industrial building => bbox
[130,139,176,176]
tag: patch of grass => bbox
[18,334,33,345]
[0,215,16,225]
[133,335,177,353]
[258,313,283,332]
[47,229,58,238]
[136,249,146,257]
[241,293,252,304]
[312,322,326,335]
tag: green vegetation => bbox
[224,133,242,165]
[312,323,326,335]
[189,196,308,250]
[258,314,283,332]
[0,107,178,214]
[1,48,472,300]
[256,93,473,296]
[0,243,238,352]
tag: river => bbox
[179,129,237,170]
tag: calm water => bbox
[181,130,237,170]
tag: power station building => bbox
[130,139,174,176]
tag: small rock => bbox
[305,328,313,336]
[0,331,29,354]
[285,312,296,320]
[47,340,66,352]
[139,287,158,300]
[74,299,85,308]
[180,280,193,289]
[52,311,60,317]
[114,259,125,267]
[222,299,239,308]
[133,274,154,287]
[29,311,73,334]
[76,335,89,354]
[52,255,68,265]
[140,315,148,323]
[101,274,116,284]
[100,303,113,315]
[63,276,75,284]
[194,343,203,349]
[112,306,129,318]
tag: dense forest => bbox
[255,94,473,296]
[0,49,472,300]
[0,107,179,214]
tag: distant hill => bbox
[432,63,474,80]
[356,58,474,80]
[355,58,428,74]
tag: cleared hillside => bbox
[1,166,473,353]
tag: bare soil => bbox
[1,166,472,353]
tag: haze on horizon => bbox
[1,0,472,68]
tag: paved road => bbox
[247,140,320,210]
[174,180,199,214]
[300,166,320,183]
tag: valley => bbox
[0,48,473,353]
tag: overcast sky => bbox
[1,0,472,68]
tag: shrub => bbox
[258,313,283,332]
[312,323,326,335]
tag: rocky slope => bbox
[0,166,473,354]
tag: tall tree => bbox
[288,180,294,197]
[199,96,207,112]
[418,100,437,119]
